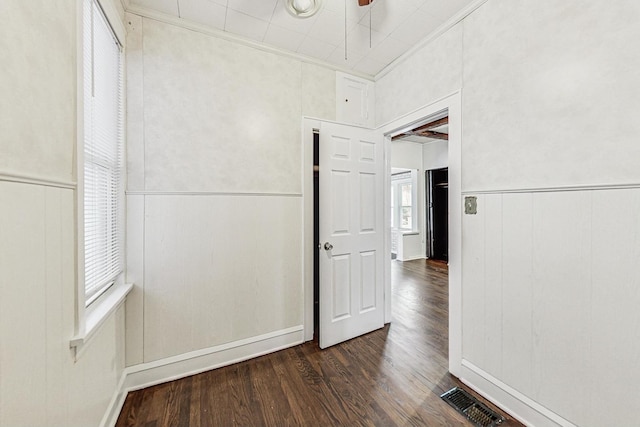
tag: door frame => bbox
[426,169,434,259]
[302,91,462,376]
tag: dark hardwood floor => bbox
[116,260,523,426]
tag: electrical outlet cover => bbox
[464,196,477,215]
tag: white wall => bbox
[377,0,640,425]
[376,24,463,126]
[462,1,640,192]
[0,1,75,183]
[390,139,449,261]
[0,1,126,426]
[422,140,448,171]
[391,141,423,171]
[391,141,424,260]
[125,15,336,365]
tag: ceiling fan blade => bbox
[358,0,373,6]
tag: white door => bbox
[319,121,384,349]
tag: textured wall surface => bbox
[377,1,640,425]
[0,0,75,182]
[0,1,127,425]
[128,18,335,194]
[0,183,125,427]
[462,0,640,191]
[375,24,463,127]
[125,16,335,364]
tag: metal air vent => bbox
[441,387,505,427]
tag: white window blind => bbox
[83,0,124,306]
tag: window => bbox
[399,182,412,228]
[391,170,417,231]
[82,0,124,306]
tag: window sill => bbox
[70,282,133,355]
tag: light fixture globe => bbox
[285,0,322,18]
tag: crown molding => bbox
[374,0,489,81]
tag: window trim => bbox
[391,170,418,232]
[71,0,130,356]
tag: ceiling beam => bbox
[391,116,449,141]
[391,130,449,141]
[416,130,448,140]
[412,116,448,133]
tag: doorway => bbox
[427,167,448,262]
[303,92,462,374]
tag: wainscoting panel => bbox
[462,186,640,426]
[142,194,303,363]
[125,194,145,366]
[461,193,486,369]
[483,194,503,379]
[530,191,591,424]
[0,181,124,427]
[500,193,533,397]
[588,189,640,426]
[0,182,48,425]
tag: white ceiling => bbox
[127,0,475,76]
[395,123,448,144]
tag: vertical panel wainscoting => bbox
[117,192,306,423]
[0,180,126,427]
[126,193,304,363]
[587,189,640,426]
[125,194,145,366]
[122,9,335,416]
[461,187,640,427]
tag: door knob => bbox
[324,242,333,251]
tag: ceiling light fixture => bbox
[285,0,322,19]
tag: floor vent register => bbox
[440,387,505,427]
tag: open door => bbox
[318,120,384,349]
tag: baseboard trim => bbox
[398,255,426,262]
[460,360,577,427]
[102,325,304,427]
[100,372,129,427]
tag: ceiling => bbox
[394,117,448,144]
[127,0,475,76]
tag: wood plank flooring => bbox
[116,260,523,426]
